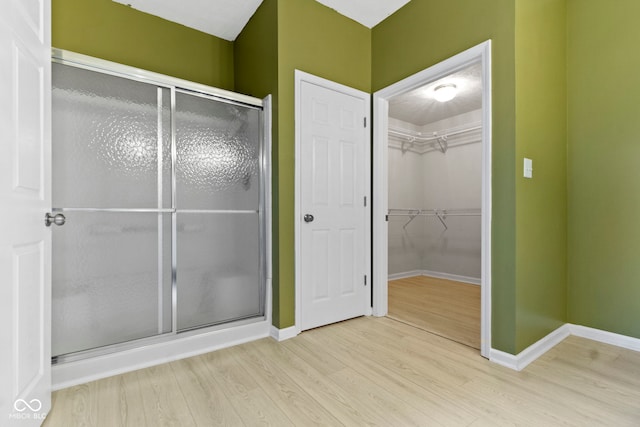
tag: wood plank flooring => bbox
[388,275,481,349]
[44,316,640,426]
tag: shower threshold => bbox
[52,314,266,366]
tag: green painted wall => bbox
[275,0,371,328]
[234,0,281,324]
[234,0,279,100]
[373,0,518,353]
[567,0,640,338]
[52,0,234,89]
[278,0,371,94]
[514,0,567,352]
[234,0,371,328]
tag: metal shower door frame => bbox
[51,48,268,363]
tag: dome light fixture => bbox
[433,83,457,102]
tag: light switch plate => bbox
[524,158,533,178]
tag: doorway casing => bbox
[372,41,492,358]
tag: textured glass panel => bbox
[52,212,172,356]
[177,213,263,331]
[52,63,171,209]
[176,92,261,210]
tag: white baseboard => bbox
[421,270,481,286]
[388,269,480,285]
[388,270,423,281]
[269,325,299,342]
[490,323,640,372]
[489,324,571,371]
[52,319,271,391]
[568,324,640,352]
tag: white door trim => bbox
[372,41,492,358]
[294,70,372,334]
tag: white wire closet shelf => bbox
[388,122,482,154]
[387,208,481,230]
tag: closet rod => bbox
[388,208,481,214]
[387,208,481,230]
[387,213,481,217]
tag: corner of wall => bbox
[514,0,568,353]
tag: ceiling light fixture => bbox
[433,84,457,102]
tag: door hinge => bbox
[364,196,367,207]
[364,275,367,286]
[364,117,367,128]
[385,215,389,222]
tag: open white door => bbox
[0,0,52,424]
[296,71,370,331]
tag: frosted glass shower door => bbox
[175,91,264,331]
[51,63,172,357]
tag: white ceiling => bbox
[389,62,483,126]
[314,0,411,28]
[113,0,263,41]
[112,0,411,41]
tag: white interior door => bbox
[297,73,369,331]
[0,0,52,424]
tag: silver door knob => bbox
[304,214,314,223]
[45,213,66,227]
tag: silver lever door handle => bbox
[45,213,66,227]
[304,214,314,223]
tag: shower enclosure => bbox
[50,50,268,363]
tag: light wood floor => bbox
[44,316,640,426]
[388,275,481,349]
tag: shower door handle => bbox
[304,214,314,223]
[45,212,66,227]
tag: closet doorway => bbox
[373,41,492,357]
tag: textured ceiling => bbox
[314,0,411,28]
[112,0,411,41]
[389,62,483,126]
[112,0,263,41]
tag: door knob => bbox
[45,213,66,227]
[304,214,314,223]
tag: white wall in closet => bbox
[388,128,425,275]
[388,109,481,280]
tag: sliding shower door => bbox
[51,55,266,361]
[51,63,173,357]
[175,91,264,331]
